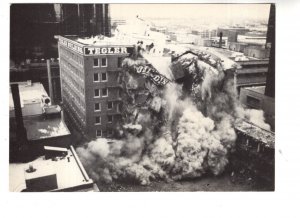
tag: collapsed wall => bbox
[77,47,273,185]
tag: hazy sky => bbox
[110,4,270,21]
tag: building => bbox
[10,58,62,103]
[244,45,270,59]
[9,145,99,192]
[228,42,248,53]
[9,81,71,150]
[10,3,111,65]
[217,27,250,42]
[58,35,134,139]
[9,82,99,192]
[232,120,274,188]
[239,86,275,131]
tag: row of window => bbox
[62,94,86,126]
[94,115,114,125]
[94,102,120,112]
[93,71,123,84]
[61,58,84,81]
[94,72,107,82]
[61,69,85,98]
[62,78,86,113]
[93,57,123,68]
[94,88,108,98]
[60,48,84,67]
[96,129,114,138]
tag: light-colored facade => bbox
[58,36,134,138]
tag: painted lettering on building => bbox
[135,65,170,86]
[84,47,129,55]
[59,38,84,55]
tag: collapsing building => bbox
[76,43,274,186]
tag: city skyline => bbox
[110,4,270,21]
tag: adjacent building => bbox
[58,35,134,139]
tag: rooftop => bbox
[9,82,70,141]
[24,116,70,140]
[9,146,98,192]
[9,81,48,111]
[74,35,134,46]
[235,121,275,148]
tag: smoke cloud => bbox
[77,48,271,185]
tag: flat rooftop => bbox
[9,146,97,192]
[67,35,134,46]
[9,82,48,111]
[235,121,275,148]
[24,116,70,140]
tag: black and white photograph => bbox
[8,3,276,192]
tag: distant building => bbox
[58,35,134,139]
[211,37,228,48]
[228,42,248,53]
[244,45,270,59]
[237,35,266,45]
[217,27,250,42]
[235,59,269,91]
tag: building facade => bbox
[58,36,134,139]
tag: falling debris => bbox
[77,47,272,185]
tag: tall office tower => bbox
[58,35,134,139]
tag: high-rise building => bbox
[58,35,134,139]
[10,3,111,64]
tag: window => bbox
[94,103,101,111]
[95,116,101,125]
[107,115,113,123]
[107,129,113,136]
[96,130,102,137]
[107,101,113,110]
[118,89,122,98]
[101,72,107,81]
[246,96,260,108]
[102,88,108,97]
[101,58,107,67]
[94,89,100,97]
[94,73,99,82]
[117,103,122,113]
[118,57,123,68]
[117,72,122,84]
[93,58,99,67]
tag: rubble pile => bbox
[77,47,272,185]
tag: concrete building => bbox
[244,45,270,59]
[235,59,269,91]
[228,42,248,53]
[239,86,275,131]
[58,35,134,139]
[217,27,250,42]
[9,82,99,192]
[9,81,71,149]
[9,145,99,192]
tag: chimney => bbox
[219,32,223,48]
[265,4,275,98]
[11,84,28,146]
